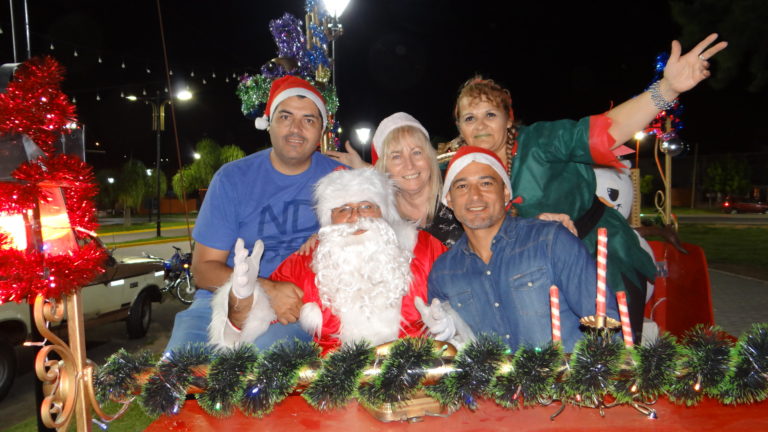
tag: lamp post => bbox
[322,0,350,89]
[355,126,371,158]
[630,131,646,228]
[126,89,191,237]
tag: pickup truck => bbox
[0,243,165,401]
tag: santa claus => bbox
[208,168,466,353]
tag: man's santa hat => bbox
[370,112,430,165]
[314,167,417,251]
[441,145,513,205]
[254,75,328,130]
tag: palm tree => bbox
[116,160,149,226]
[171,139,245,200]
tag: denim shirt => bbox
[428,216,619,352]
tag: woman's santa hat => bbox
[370,112,430,165]
[254,75,328,130]
[441,146,513,205]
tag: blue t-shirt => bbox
[193,149,343,277]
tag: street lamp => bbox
[126,89,192,237]
[355,127,371,145]
[321,0,350,89]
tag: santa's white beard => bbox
[311,218,413,346]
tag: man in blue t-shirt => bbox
[164,76,343,355]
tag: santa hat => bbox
[314,168,400,227]
[370,112,430,165]
[254,75,327,130]
[441,146,513,205]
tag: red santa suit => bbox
[270,230,446,354]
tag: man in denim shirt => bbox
[426,146,618,352]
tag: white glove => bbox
[414,297,456,342]
[231,238,264,299]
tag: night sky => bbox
[1,1,764,173]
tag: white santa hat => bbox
[314,167,418,261]
[314,168,400,227]
[370,112,430,165]
[254,75,328,130]
[441,146,513,205]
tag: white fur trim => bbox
[441,152,512,205]
[390,219,418,253]
[314,168,399,227]
[371,112,429,160]
[299,302,323,337]
[254,115,269,130]
[269,88,328,129]
[208,280,235,348]
[207,276,277,348]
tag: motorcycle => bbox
[144,246,196,304]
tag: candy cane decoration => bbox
[596,227,608,318]
[616,291,634,348]
[550,285,561,343]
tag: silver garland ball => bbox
[660,131,684,157]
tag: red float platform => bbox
[147,240,755,431]
[645,241,715,336]
[146,396,768,431]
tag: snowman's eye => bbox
[607,188,619,201]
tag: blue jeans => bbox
[163,289,311,357]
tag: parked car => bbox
[722,196,768,214]
[0,238,165,401]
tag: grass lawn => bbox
[4,402,153,432]
[105,235,192,248]
[675,224,768,280]
[640,206,723,216]
[97,220,194,234]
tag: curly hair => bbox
[453,75,513,121]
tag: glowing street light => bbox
[126,88,193,237]
[355,127,371,145]
[323,0,351,18]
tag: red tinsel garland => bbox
[0,57,76,155]
[0,241,106,302]
[13,154,101,235]
[0,57,104,303]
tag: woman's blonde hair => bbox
[374,125,442,225]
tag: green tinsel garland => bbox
[236,75,272,117]
[718,323,768,404]
[563,329,624,406]
[303,341,374,410]
[613,333,681,403]
[140,344,214,417]
[240,339,320,417]
[236,74,339,119]
[426,334,507,411]
[668,325,733,406]
[94,349,155,404]
[198,344,259,417]
[490,343,563,408]
[95,324,768,420]
[358,338,437,407]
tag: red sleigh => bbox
[644,241,715,337]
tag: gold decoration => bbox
[579,315,621,330]
[33,294,130,431]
